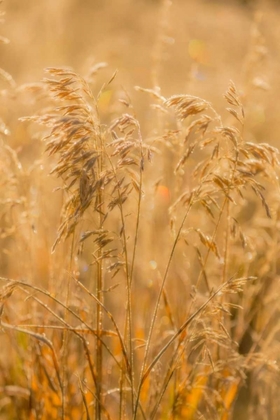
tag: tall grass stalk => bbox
[1,3,280,418]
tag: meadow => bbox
[0,1,280,419]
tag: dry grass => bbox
[0,1,280,419]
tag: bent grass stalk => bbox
[133,198,194,418]
[61,231,76,420]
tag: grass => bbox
[0,1,280,419]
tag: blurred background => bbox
[1,0,280,143]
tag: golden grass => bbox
[0,1,280,419]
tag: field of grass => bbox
[1,1,280,419]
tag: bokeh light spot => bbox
[156,185,170,205]
[188,39,208,65]
[149,260,157,270]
